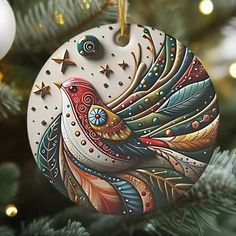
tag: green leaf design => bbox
[137,167,193,204]
[157,79,212,116]
[0,162,20,205]
[37,115,68,197]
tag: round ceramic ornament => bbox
[27,24,219,215]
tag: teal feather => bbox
[37,115,68,197]
[157,79,213,117]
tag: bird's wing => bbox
[105,31,218,171]
[88,104,132,141]
[88,104,156,159]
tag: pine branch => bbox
[0,82,22,119]
[129,0,236,45]
[55,220,89,236]
[0,226,15,236]
[20,217,89,236]
[20,218,54,236]
[14,0,117,53]
[0,162,20,206]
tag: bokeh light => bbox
[199,0,214,15]
[5,204,18,217]
[229,62,236,78]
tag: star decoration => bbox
[118,60,129,70]
[100,64,113,78]
[52,50,76,73]
[34,82,51,99]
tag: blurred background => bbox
[0,0,236,235]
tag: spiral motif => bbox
[73,97,80,104]
[88,130,100,140]
[83,41,95,53]
[77,104,86,112]
[82,92,95,106]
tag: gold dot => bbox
[166,129,172,136]
[75,131,80,137]
[82,36,88,41]
[5,204,18,217]
[144,98,150,104]
[81,140,86,145]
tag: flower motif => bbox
[88,108,107,126]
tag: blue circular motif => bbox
[88,108,107,126]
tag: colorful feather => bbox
[37,115,68,197]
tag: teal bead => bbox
[152,117,159,124]
[77,35,100,57]
[143,28,149,34]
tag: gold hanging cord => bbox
[118,0,128,36]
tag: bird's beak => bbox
[54,81,62,89]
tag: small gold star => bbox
[52,50,76,73]
[118,60,129,70]
[34,82,51,99]
[100,64,113,78]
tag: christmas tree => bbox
[1,0,236,235]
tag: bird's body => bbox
[60,78,157,173]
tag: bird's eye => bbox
[69,86,78,93]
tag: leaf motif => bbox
[157,79,212,116]
[110,179,143,214]
[37,115,68,196]
[152,147,206,182]
[137,168,193,203]
[37,116,60,180]
[63,162,81,205]
[65,153,122,215]
[60,146,95,210]
[159,115,219,151]
[62,141,143,214]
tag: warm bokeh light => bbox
[0,71,4,81]
[199,0,214,15]
[5,204,18,217]
[229,62,236,78]
[54,11,65,25]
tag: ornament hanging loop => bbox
[118,0,128,36]
[116,0,129,46]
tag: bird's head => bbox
[54,78,100,111]
[55,78,85,99]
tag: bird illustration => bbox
[36,32,219,215]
